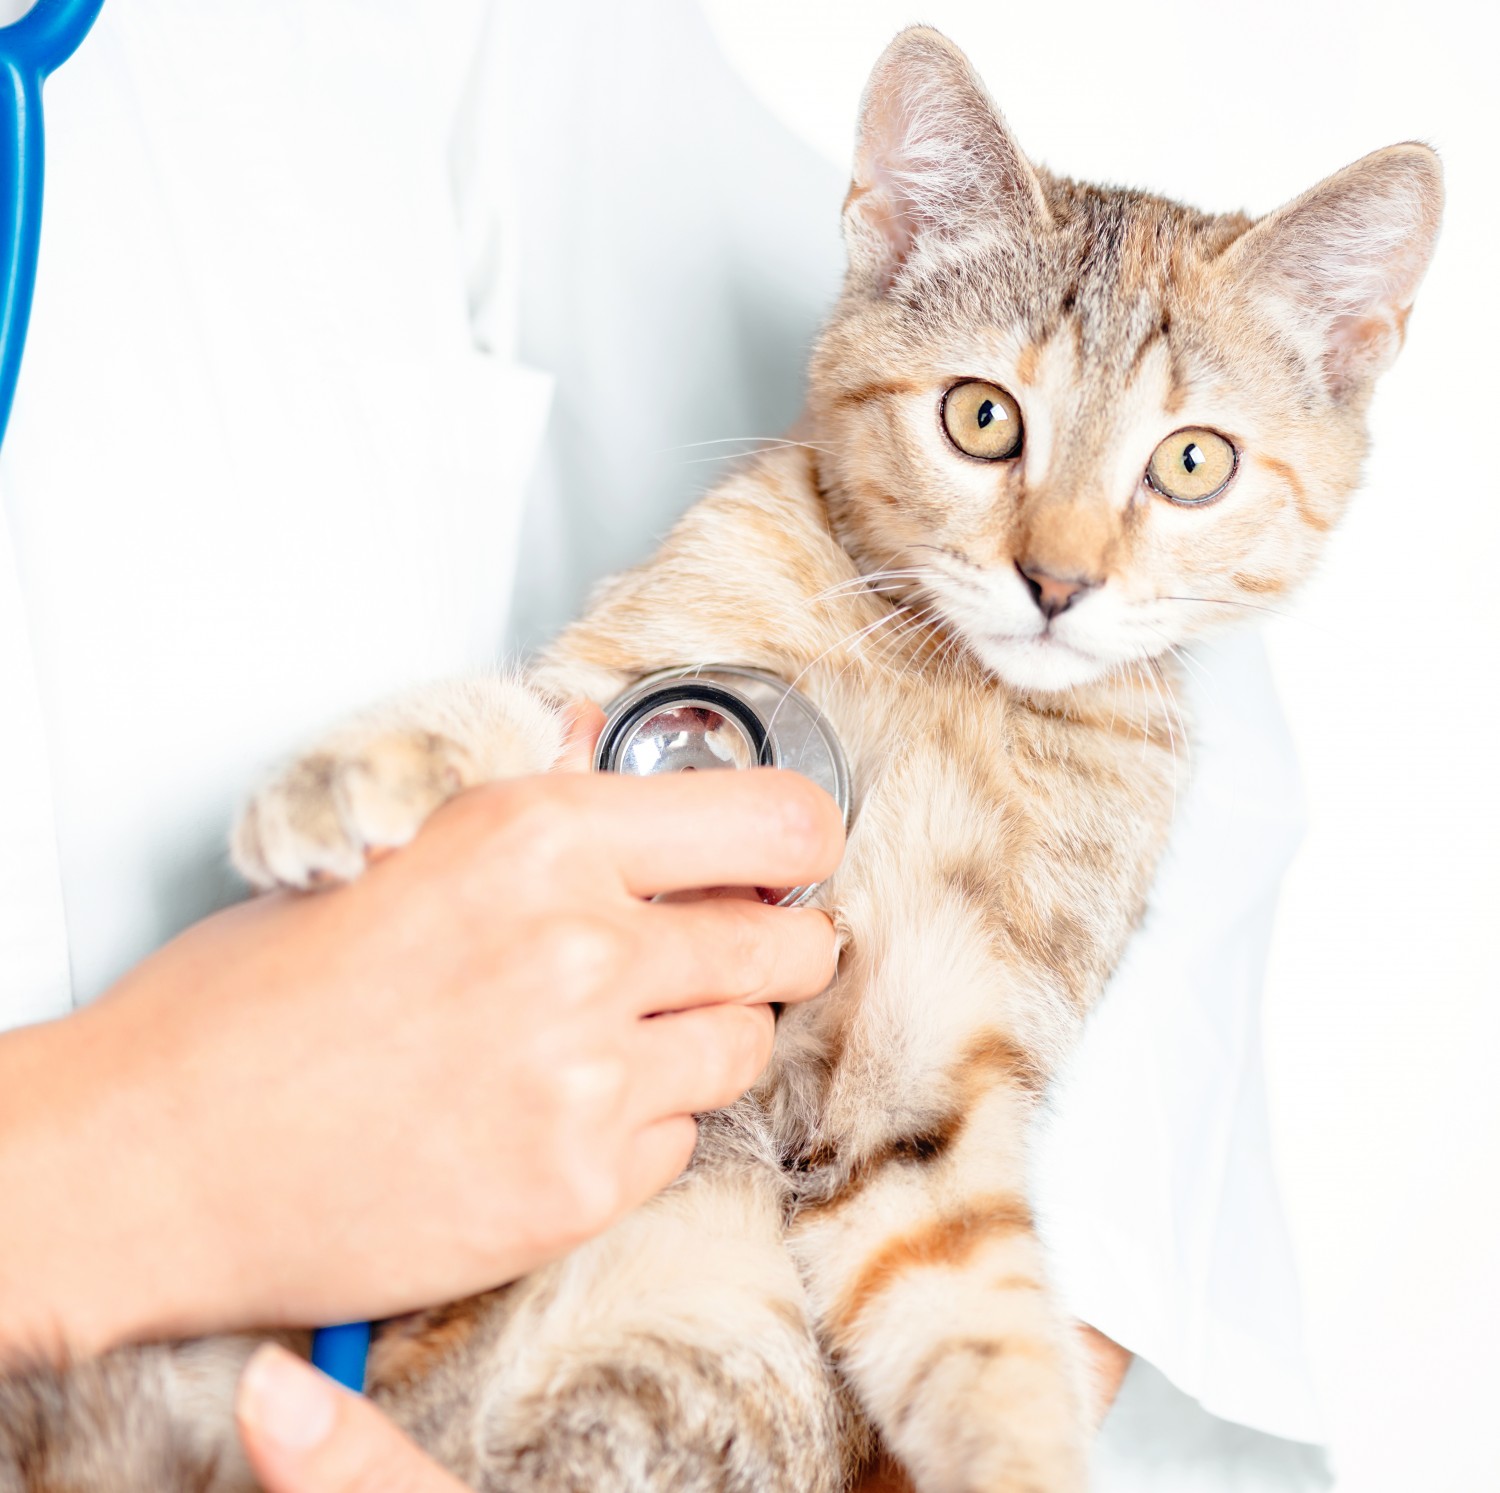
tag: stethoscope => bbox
[0,5,854,1395]
[0,0,104,447]
[0,0,380,1391]
[316,670,851,1390]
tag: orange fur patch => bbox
[369,1295,498,1391]
[959,1029,1049,1098]
[828,1196,1034,1347]
[831,380,922,409]
[1258,452,1330,532]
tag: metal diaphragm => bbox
[593,665,851,907]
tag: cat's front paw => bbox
[232,728,476,891]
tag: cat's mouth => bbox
[919,571,1127,692]
[988,630,1099,661]
[972,628,1114,693]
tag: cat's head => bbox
[808,28,1442,695]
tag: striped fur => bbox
[2,26,1441,1493]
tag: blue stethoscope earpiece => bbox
[4,11,850,1405]
[0,0,105,449]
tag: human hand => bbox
[0,712,844,1357]
[237,1344,465,1492]
[1076,1322,1132,1425]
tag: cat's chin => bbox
[972,633,1116,695]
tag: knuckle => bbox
[725,911,776,999]
[482,780,583,871]
[533,913,631,997]
[551,1049,631,1116]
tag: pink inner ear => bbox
[1324,307,1410,398]
[848,78,947,291]
[849,170,920,293]
[1307,231,1428,396]
[842,30,1050,296]
[1236,145,1442,399]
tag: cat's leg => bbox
[0,1333,298,1492]
[231,672,606,891]
[789,1048,1086,1493]
[373,1109,848,1493]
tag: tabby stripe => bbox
[799,1032,1044,1222]
[832,380,922,409]
[959,1028,1049,1098]
[1259,452,1330,531]
[1231,570,1287,595]
[827,1195,1034,1347]
[893,1333,1053,1433]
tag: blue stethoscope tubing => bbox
[310,1319,372,1392]
[0,0,372,1394]
[0,0,104,449]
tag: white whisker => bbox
[768,604,927,732]
[804,568,935,606]
[656,435,846,455]
[1142,656,1183,812]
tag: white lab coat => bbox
[0,1,1328,1485]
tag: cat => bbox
[0,25,1441,1493]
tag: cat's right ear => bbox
[1221,143,1444,402]
[844,28,1049,296]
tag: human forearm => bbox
[0,767,842,1363]
[0,1003,221,1360]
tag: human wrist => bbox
[0,1011,119,1358]
[0,997,240,1360]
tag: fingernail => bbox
[238,1344,338,1452]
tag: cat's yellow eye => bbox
[941,381,1024,461]
[1146,428,1237,505]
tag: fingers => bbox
[1075,1323,1133,1427]
[633,1000,777,1118]
[585,768,846,896]
[238,1344,468,1493]
[635,900,837,1013]
[554,701,606,774]
[620,1113,701,1209]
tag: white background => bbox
[699,3,1498,1489]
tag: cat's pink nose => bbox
[1016,561,1095,620]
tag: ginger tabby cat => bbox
[0,25,1441,1493]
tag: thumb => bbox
[237,1344,466,1493]
[554,699,606,773]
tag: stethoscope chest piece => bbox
[595,665,851,907]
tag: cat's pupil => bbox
[976,400,994,429]
[1181,442,1203,474]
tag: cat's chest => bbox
[770,656,1174,1139]
[810,659,1146,925]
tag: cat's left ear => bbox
[844,27,1051,296]
[1223,143,1444,401]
